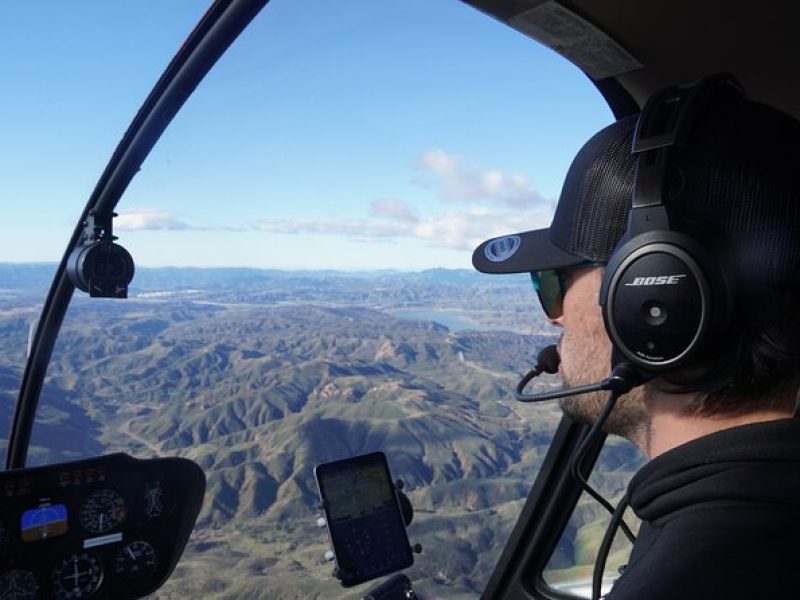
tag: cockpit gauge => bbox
[21,503,68,542]
[51,553,102,599]
[79,489,126,534]
[115,541,157,580]
[0,569,39,599]
[142,480,165,519]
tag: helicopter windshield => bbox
[0,1,646,598]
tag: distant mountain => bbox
[129,266,493,288]
[0,263,59,296]
[0,261,528,292]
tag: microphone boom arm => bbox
[514,345,641,402]
[515,376,605,402]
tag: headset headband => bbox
[631,74,745,215]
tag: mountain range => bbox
[0,265,642,599]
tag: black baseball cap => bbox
[472,115,638,274]
[473,96,800,290]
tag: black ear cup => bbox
[600,231,715,370]
[600,75,744,373]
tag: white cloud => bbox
[415,148,552,209]
[115,208,247,232]
[370,198,418,223]
[253,150,556,252]
[121,151,555,255]
[417,148,458,174]
[411,207,552,250]
[115,209,189,231]
[255,206,552,252]
[256,217,408,238]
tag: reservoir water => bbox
[393,310,509,332]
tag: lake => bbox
[392,309,511,332]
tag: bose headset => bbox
[599,74,744,373]
[516,73,746,401]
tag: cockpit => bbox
[1,1,798,599]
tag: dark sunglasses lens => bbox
[531,270,564,318]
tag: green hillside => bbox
[0,268,642,598]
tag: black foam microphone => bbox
[534,344,561,374]
[515,344,607,402]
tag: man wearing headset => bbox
[472,75,800,598]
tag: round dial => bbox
[0,569,39,599]
[142,480,166,518]
[115,540,157,580]
[51,553,102,599]
[79,489,126,534]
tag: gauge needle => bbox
[127,546,137,559]
[99,514,104,530]
[69,560,80,585]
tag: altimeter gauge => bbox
[0,569,39,599]
[79,489,126,534]
[115,540,157,580]
[51,553,102,599]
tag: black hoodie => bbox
[607,418,800,600]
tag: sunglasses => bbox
[530,263,600,319]
[530,269,568,319]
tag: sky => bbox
[0,0,613,271]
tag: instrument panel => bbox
[0,453,205,599]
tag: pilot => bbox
[472,76,800,599]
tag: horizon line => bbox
[0,261,484,274]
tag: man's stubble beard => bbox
[557,333,649,447]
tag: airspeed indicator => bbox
[79,489,126,534]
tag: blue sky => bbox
[0,1,613,270]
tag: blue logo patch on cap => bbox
[484,235,521,262]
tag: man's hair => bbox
[659,98,800,416]
[668,290,800,416]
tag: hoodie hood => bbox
[628,418,800,522]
